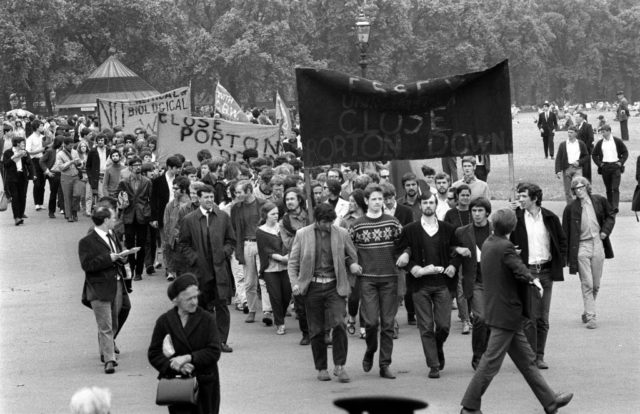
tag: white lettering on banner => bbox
[97,87,191,135]
[157,113,281,162]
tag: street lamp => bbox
[356,11,370,78]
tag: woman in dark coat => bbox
[148,274,222,414]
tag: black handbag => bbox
[155,376,199,406]
[521,283,542,320]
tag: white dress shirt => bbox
[566,140,580,165]
[601,138,618,162]
[421,216,439,237]
[524,208,551,264]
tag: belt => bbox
[244,238,257,242]
[528,262,551,272]
[311,277,336,284]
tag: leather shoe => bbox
[379,366,396,379]
[317,369,331,381]
[262,312,273,326]
[536,358,549,369]
[334,366,351,383]
[299,335,310,345]
[221,343,233,353]
[428,367,440,379]
[362,353,373,372]
[146,265,155,275]
[461,408,482,414]
[545,392,573,413]
[104,361,115,374]
[133,274,142,281]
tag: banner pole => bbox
[508,152,516,201]
[304,166,314,223]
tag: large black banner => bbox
[296,60,512,167]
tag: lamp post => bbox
[356,11,370,78]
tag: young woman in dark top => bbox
[256,201,291,335]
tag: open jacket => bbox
[510,207,567,282]
[287,223,358,297]
[562,194,615,274]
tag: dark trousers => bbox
[347,278,365,327]
[601,163,622,212]
[6,176,28,219]
[47,173,61,214]
[412,284,451,368]
[475,165,489,182]
[115,292,131,339]
[404,287,415,322]
[461,327,556,411]
[620,120,629,141]
[124,222,147,276]
[199,279,230,344]
[144,225,160,268]
[583,148,592,182]
[31,159,45,205]
[294,295,308,337]
[468,283,490,363]
[304,281,347,370]
[263,270,292,326]
[523,270,553,360]
[360,276,398,367]
[542,133,554,158]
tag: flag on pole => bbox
[215,82,248,122]
[275,92,293,139]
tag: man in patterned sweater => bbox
[349,184,403,379]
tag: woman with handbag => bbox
[148,273,221,414]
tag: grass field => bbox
[417,111,639,202]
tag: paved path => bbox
[1,201,639,413]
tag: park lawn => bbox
[419,111,639,201]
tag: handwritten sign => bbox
[295,61,512,167]
[157,113,281,162]
[97,87,190,134]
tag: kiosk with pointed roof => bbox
[57,55,159,115]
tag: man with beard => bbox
[434,173,452,220]
[397,192,459,379]
[103,151,126,198]
[396,172,422,221]
[117,157,152,281]
[454,198,492,370]
[86,133,110,205]
[280,187,311,345]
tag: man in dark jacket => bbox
[460,208,572,414]
[511,183,567,369]
[537,102,558,159]
[591,124,629,213]
[179,184,236,352]
[562,177,615,330]
[575,112,594,181]
[85,133,110,203]
[555,126,589,204]
[79,206,130,374]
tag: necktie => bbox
[107,233,117,253]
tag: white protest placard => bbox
[97,87,190,134]
[157,113,281,162]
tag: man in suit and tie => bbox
[575,112,594,182]
[79,206,131,374]
[179,184,236,353]
[537,102,558,159]
[460,208,572,414]
[117,156,152,280]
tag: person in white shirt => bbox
[555,126,589,204]
[591,124,629,213]
[26,120,46,210]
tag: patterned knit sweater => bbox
[349,214,403,277]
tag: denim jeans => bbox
[359,276,398,367]
[412,284,451,368]
[304,281,347,370]
[523,269,553,359]
[577,238,605,319]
